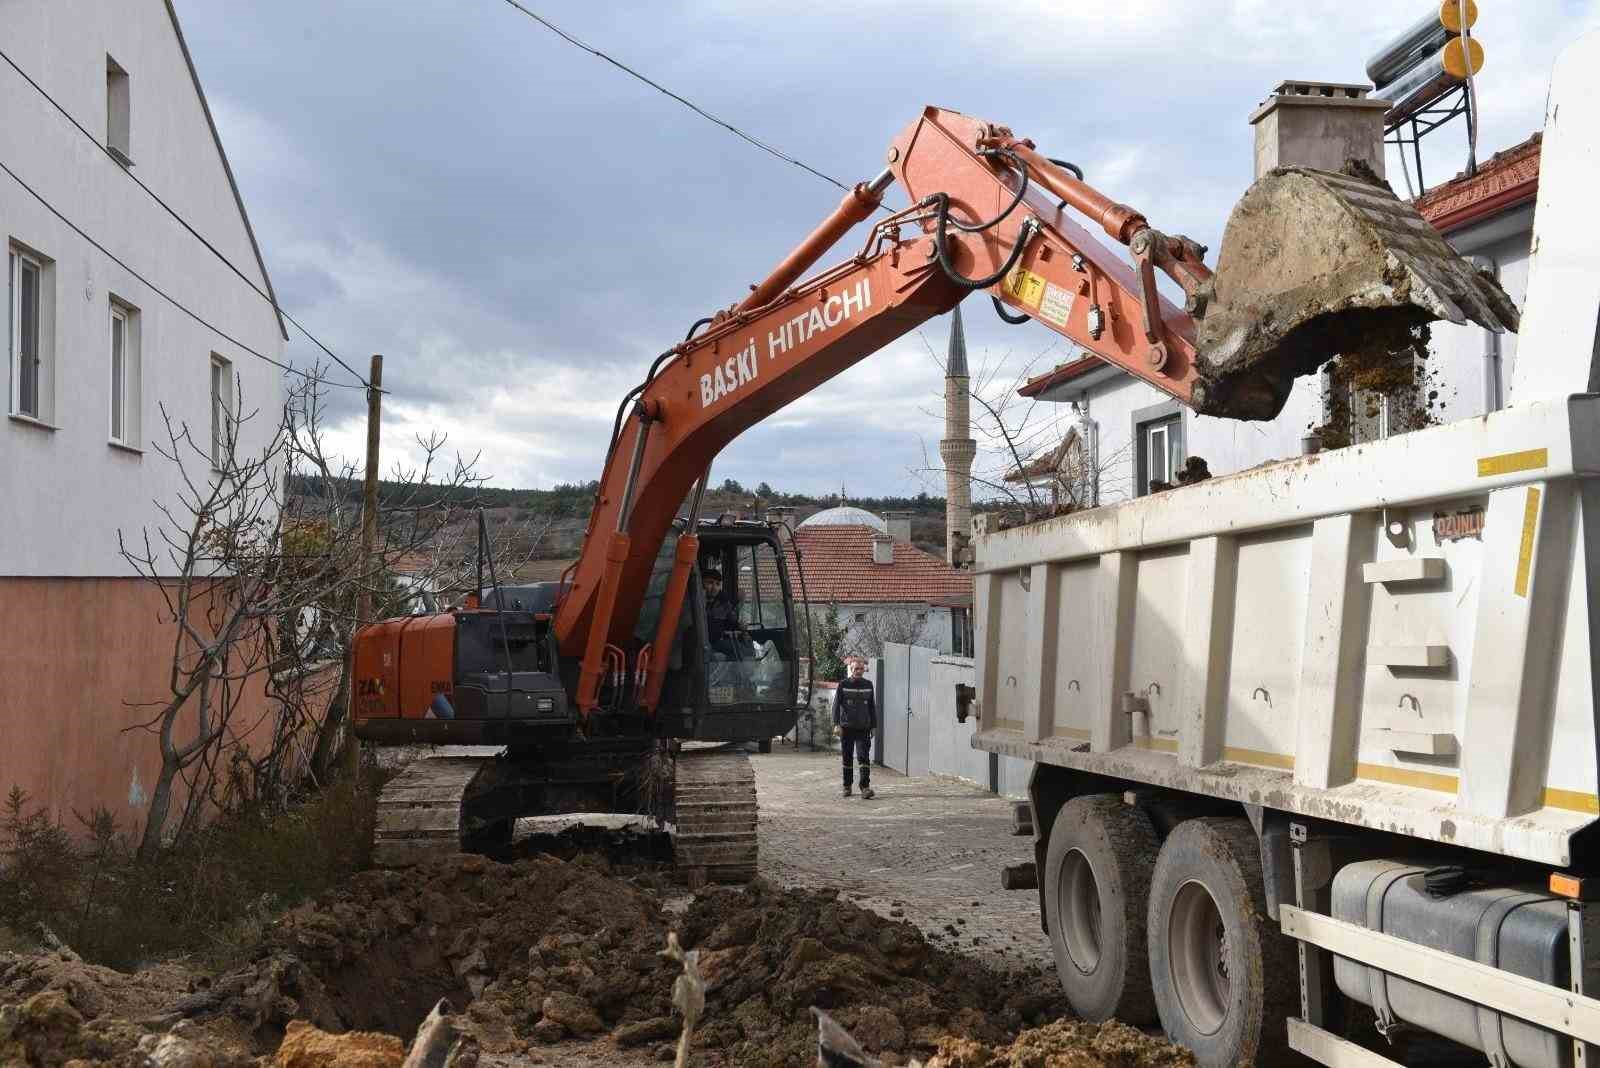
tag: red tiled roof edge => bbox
[1018,353,1107,399]
[1413,133,1541,235]
[784,525,972,604]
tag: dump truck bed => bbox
[970,394,1600,867]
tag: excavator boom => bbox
[553,105,1518,711]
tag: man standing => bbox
[834,658,876,799]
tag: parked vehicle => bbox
[968,31,1600,1068]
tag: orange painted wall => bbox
[0,576,289,837]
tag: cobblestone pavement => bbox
[753,745,1054,977]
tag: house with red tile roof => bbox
[783,506,974,657]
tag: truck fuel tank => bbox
[1332,860,1577,1068]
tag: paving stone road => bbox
[753,745,1055,977]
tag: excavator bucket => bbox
[1193,164,1520,420]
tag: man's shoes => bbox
[842,786,853,798]
[860,786,876,800]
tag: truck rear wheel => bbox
[1147,817,1295,1068]
[1043,794,1159,1023]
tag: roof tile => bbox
[783,525,972,605]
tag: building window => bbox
[853,612,866,623]
[108,300,140,446]
[915,612,927,623]
[951,606,971,657]
[210,354,232,466]
[106,56,131,165]
[1134,403,1185,496]
[9,245,52,422]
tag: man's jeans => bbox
[841,729,872,790]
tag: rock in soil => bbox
[273,1020,403,1067]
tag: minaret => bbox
[938,304,976,566]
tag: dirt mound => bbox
[0,951,269,1067]
[248,853,1069,1063]
[1,851,1191,1067]
[0,987,256,1068]
[0,951,192,1024]
[675,880,1066,1066]
[924,1019,1194,1068]
[259,852,679,1052]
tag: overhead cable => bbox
[494,0,855,195]
[0,46,372,391]
[0,157,359,388]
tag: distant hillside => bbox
[289,476,955,561]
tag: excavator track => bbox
[372,755,492,867]
[373,747,761,884]
[672,748,758,886]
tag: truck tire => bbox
[1147,817,1296,1068]
[1043,794,1159,1024]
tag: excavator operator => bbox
[702,569,743,655]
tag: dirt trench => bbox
[1,849,1190,1067]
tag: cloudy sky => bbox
[174,1,1597,497]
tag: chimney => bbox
[1249,80,1390,180]
[765,506,796,528]
[871,534,894,565]
[884,511,913,543]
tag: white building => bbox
[1,0,287,823]
[1016,103,1538,504]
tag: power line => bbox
[0,156,361,389]
[0,47,372,391]
[494,0,856,195]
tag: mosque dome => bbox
[798,505,887,532]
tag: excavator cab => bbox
[639,520,799,746]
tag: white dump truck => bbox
[968,31,1600,1068]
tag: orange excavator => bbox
[351,107,1515,881]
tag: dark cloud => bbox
[174,0,1593,494]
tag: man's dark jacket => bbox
[706,593,738,642]
[835,676,877,732]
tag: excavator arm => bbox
[557,107,1237,712]
[556,105,1516,713]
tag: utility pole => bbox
[344,354,382,777]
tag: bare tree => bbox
[839,606,928,659]
[118,380,294,857]
[119,366,550,855]
[274,368,549,782]
[913,331,1135,529]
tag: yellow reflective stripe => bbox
[1515,486,1541,597]
[1477,447,1548,477]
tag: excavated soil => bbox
[1312,321,1443,450]
[0,852,1191,1067]
[923,1019,1195,1068]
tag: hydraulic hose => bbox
[930,148,1038,291]
[992,295,1031,325]
[933,193,1036,290]
[1047,157,1084,181]
[947,148,1030,232]
[605,315,708,471]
